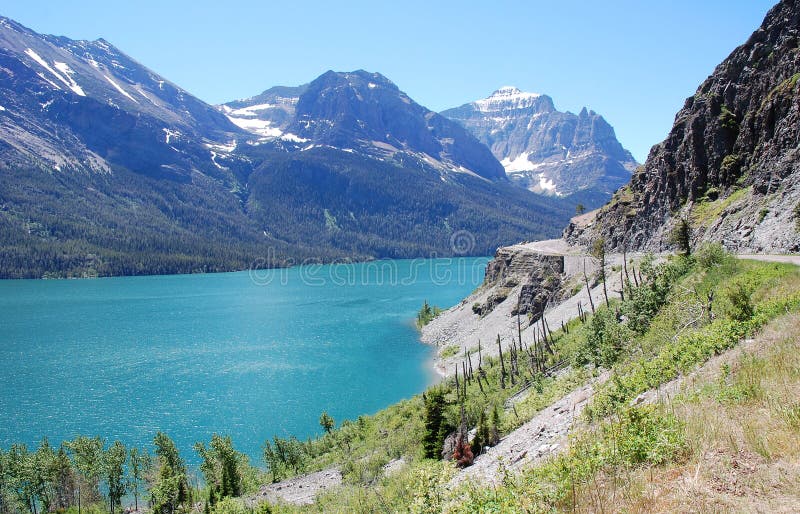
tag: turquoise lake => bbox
[0,257,487,464]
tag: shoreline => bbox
[421,239,641,377]
[5,254,493,282]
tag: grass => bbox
[574,313,800,512]
[439,344,459,359]
[691,186,750,228]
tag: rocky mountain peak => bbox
[473,86,551,113]
[221,70,507,180]
[442,89,636,205]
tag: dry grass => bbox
[564,313,800,513]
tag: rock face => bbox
[567,0,800,253]
[442,87,637,207]
[477,246,564,318]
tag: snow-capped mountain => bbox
[0,15,244,178]
[442,87,638,206]
[220,70,506,181]
[221,85,307,139]
[0,15,573,277]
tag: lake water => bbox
[0,257,487,465]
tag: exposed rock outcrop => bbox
[475,246,564,318]
[421,239,630,376]
[567,0,800,253]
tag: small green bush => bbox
[724,278,755,322]
[439,345,459,359]
[695,242,729,270]
[719,105,738,132]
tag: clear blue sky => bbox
[3,0,776,162]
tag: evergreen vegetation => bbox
[415,301,442,328]
[0,150,574,278]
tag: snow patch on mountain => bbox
[52,61,86,97]
[226,115,283,137]
[225,103,277,116]
[25,49,86,96]
[205,140,237,153]
[104,75,138,103]
[281,133,309,143]
[474,86,540,113]
[209,150,227,170]
[36,72,62,91]
[537,173,559,195]
[163,128,180,144]
[501,152,537,173]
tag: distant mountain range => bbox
[441,87,638,208]
[0,15,633,278]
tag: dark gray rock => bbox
[567,0,800,253]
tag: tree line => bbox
[0,432,254,514]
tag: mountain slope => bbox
[442,87,637,207]
[0,16,244,179]
[224,70,507,181]
[239,146,570,259]
[225,71,574,258]
[0,16,574,277]
[0,17,310,278]
[566,0,800,252]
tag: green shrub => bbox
[439,345,459,359]
[724,278,755,322]
[669,218,692,255]
[416,301,442,327]
[694,242,729,270]
[719,105,738,132]
[453,406,686,512]
[703,186,720,201]
[794,203,800,232]
[578,309,634,368]
[721,154,742,176]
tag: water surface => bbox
[0,258,486,463]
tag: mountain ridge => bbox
[441,87,638,208]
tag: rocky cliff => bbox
[566,0,800,253]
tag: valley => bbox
[0,1,797,513]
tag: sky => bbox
[2,0,776,162]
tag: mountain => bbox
[221,84,308,139]
[0,16,246,178]
[565,0,800,253]
[222,70,572,259]
[0,16,314,278]
[441,87,638,207]
[223,70,506,181]
[0,16,573,277]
